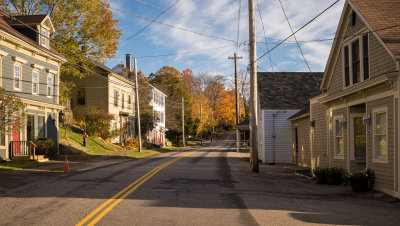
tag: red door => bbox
[12,120,20,154]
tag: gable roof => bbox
[0,12,63,59]
[287,104,310,121]
[257,72,323,110]
[320,0,400,90]
[350,0,400,57]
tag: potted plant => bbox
[349,168,375,192]
[312,166,327,184]
[326,167,344,185]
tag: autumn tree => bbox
[0,89,26,135]
[150,66,193,144]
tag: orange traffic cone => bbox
[64,156,70,172]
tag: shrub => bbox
[348,168,375,184]
[312,166,326,177]
[35,138,57,158]
[125,137,140,150]
[85,105,114,139]
[326,167,344,177]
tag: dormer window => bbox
[41,28,48,47]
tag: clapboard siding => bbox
[0,45,59,105]
[262,110,298,164]
[311,101,329,168]
[369,34,396,78]
[291,117,311,167]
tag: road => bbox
[1,132,400,226]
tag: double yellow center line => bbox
[76,151,196,226]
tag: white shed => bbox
[257,72,323,164]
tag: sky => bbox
[105,0,345,81]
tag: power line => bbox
[88,0,236,44]
[256,0,274,72]
[278,0,312,74]
[119,0,180,46]
[255,0,340,64]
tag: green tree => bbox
[0,88,26,134]
[149,66,193,144]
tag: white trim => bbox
[46,69,57,74]
[330,90,395,110]
[0,49,8,56]
[32,70,39,95]
[47,74,52,98]
[372,106,389,163]
[12,56,27,64]
[13,63,21,91]
[333,115,345,159]
[31,64,44,70]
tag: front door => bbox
[350,114,366,171]
[12,119,20,154]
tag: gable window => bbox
[334,116,344,158]
[349,11,356,26]
[362,34,369,80]
[121,93,125,109]
[77,88,85,105]
[32,70,39,94]
[47,74,52,97]
[114,90,118,107]
[351,39,360,84]
[373,107,388,163]
[14,64,21,90]
[343,34,369,88]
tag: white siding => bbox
[262,110,299,163]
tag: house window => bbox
[363,34,369,80]
[128,95,131,109]
[47,74,52,97]
[27,114,35,141]
[38,115,45,138]
[77,88,85,105]
[32,71,39,94]
[114,90,118,107]
[351,39,360,84]
[121,93,125,109]
[41,29,47,47]
[334,117,344,158]
[344,35,369,87]
[14,64,21,90]
[349,11,356,26]
[373,108,388,162]
[344,46,350,86]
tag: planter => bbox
[351,179,368,192]
[326,175,342,185]
[316,174,326,184]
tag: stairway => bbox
[30,155,49,162]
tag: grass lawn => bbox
[59,126,126,157]
[0,160,51,170]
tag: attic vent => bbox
[349,11,356,27]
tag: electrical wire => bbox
[88,0,236,44]
[256,0,274,72]
[119,0,180,46]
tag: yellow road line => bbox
[77,151,196,226]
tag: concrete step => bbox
[30,155,49,162]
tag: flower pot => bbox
[326,175,342,185]
[316,174,326,184]
[351,179,368,192]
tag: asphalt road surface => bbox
[1,132,400,226]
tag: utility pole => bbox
[182,97,185,147]
[248,0,259,172]
[228,52,243,152]
[200,102,203,146]
[134,58,142,152]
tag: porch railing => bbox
[10,141,37,160]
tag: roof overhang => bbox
[288,113,310,121]
[318,72,398,104]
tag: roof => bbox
[235,120,249,131]
[0,12,63,59]
[257,72,323,110]
[350,0,400,57]
[3,14,47,26]
[287,104,310,120]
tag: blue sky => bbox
[106,0,345,80]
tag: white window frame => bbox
[334,115,345,159]
[114,90,118,107]
[41,28,48,47]
[121,93,125,109]
[47,74,52,98]
[14,63,21,91]
[32,70,39,95]
[372,107,388,163]
[342,31,370,89]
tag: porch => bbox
[9,141,48,162]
